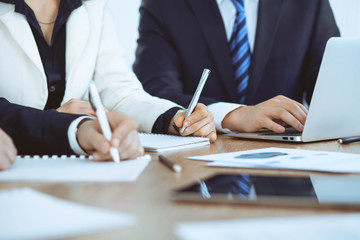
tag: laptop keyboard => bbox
[259,127,301,136]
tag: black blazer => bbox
[134,0,340,106]
[0,98,80,155]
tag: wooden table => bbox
[1,135,360,239]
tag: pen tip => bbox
[110,148,120,163]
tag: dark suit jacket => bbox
[0,98,80,155]
[134,0,340,106]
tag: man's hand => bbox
[222,95,308,133]
[57,99,97,117]
[169,103,217,143]
[76,112,144,161]
[0,129,17,171]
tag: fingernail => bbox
[112,138,120,148]
[277,126,283,132]
[298,124,304,131]
[184,121,190,127]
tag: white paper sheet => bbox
[0,188,136,240]
[188,147,360,173]
[139,133,209,152]
[0,155,151,182]
[174,214,360,240]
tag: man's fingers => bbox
[269,108,303,132]
[296,101,309,114]
[283,101,308,126]
[206,131,217,143]
[263,118,286,133]
[183,118,214,136]
[173,110,186,129]
[276,97,308,125]
[183,104,209,127]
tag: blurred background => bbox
[107,0,360,67]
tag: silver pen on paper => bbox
[88,81,120,163]
[181,69,211,134]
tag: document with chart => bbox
[189,148,360,173]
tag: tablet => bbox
[172,174,360,208]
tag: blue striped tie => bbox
[230,175,251,199]
[230,0,251,104]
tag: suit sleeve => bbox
[300,0,340,104]
[133,0,220,107]
[0,98,80,155]
[93,5,180,133]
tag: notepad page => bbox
[139,133,210,152]
[174,214,360,240]
[0,155,151,182]
[0,188,136,240]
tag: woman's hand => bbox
[57,99,97,117]
[169,103,217,143]
[76,112,144,161]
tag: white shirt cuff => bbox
[208,102,244,133]
[68,116,94,155]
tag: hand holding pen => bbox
[87,82,144,161]
[168,69,217,143]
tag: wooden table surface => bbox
[2,135,360,240]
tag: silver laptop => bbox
[227,38,360,142]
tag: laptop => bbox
[227,38,360,142]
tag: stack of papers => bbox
[188,147,360,173]
[139,133,209,152]
[0,188,136,239]
[0,155,151,182]
[174,214,360,240]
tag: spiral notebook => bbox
[139,133,210,152]
[0,155,151,182]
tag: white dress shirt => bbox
[68,117,94,155]
[208,0,258,132]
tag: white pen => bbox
[181,69,211,134]
[88,81,120,163]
